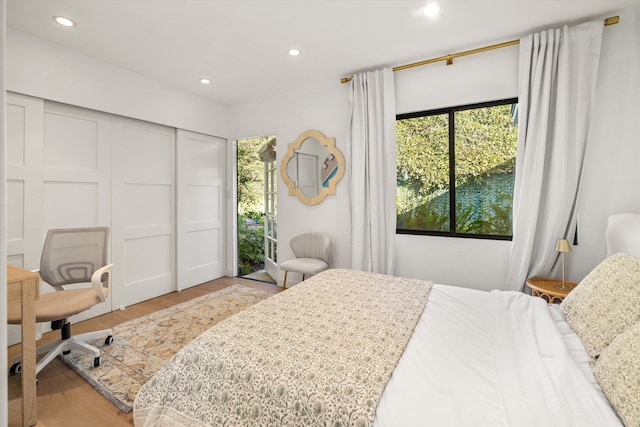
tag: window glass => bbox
[396,113,450,232]
[396,99,518,239]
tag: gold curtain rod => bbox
[340,15,619,84]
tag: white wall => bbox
[1,0,9,422]
[230,10,639,291]
[566,10,640,281]
[608,9,640,215]
[7,29,229,138]
[229,83,353,286]
[394,44,518,290]
[6,11,639,291]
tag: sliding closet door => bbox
[111,116,175,308]
[6,93,44,346]
[6,93,44,270]
[41,101,112,322]
[176,130,225,290]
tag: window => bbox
[396,98,518,239]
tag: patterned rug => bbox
[60,284,273,413]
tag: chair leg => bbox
[11,326,113,376]
[74,328,113,342]
[283,271,288,290]
[35,341,70,375]
[302,274,306,281]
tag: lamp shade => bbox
[556,238,572,253]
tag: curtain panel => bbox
[506,21,604,291]
[346,68,397,275]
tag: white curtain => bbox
[506,21,603,291]
[346,68,397,275]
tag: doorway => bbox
[236,135,277,283]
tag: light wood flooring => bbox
[7,276,282,427]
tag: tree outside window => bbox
[237,136,274,275]
[396,99,518,239]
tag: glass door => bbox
[264,158,278,281]
[236,135,276,283]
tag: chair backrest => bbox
[290,232,331,264]
[40,227,110,289]
[606,213,640,257]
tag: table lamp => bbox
[555,238,572,290]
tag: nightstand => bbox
[526,277,577,304]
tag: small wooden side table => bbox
[526,277,577,304]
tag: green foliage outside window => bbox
[396,100,518,237]
[237,136,273,275]
[237,212,265,275]
[237,137,270,215]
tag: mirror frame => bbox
[281,129,345,205]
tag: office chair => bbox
[279,232,331,289]
[8,226,114,376]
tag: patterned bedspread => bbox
[134,269,432,426]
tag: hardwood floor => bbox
[7,276,282,427]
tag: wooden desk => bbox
[7,264,39,427]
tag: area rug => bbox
[60,284,274,413]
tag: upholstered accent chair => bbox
[279,232,331,289]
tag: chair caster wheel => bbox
[93,357,101,368]
[9,363,22,375]
[105,335,114,345]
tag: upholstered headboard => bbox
[606,213,640,256]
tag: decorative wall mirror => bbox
[281,129,345,205]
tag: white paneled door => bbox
[176,130,225,290]
[111,116,176,308]
[6,93,44,271]
[6,94,227,323]
[6,93,45,346]
[42,102,112,322]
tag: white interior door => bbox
[296,152,319,197]
[176,130,225,289]
[111,116,175,308]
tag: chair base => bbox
[12,326,113,376]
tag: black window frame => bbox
[396,97,518,241]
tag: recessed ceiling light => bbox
[288,49,301,57]
[53,16,76,28]
[199,78,211,85]
[423,3,440,17]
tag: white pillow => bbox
[560,253,640,359]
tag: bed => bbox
[134,215,640,427]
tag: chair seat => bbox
[7,288,108,324]
[279,258,328,275]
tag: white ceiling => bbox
[7,0,639,106]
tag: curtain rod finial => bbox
[604,16,619,26]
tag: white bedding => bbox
[374,284,622,426]
[134,272,622,426]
